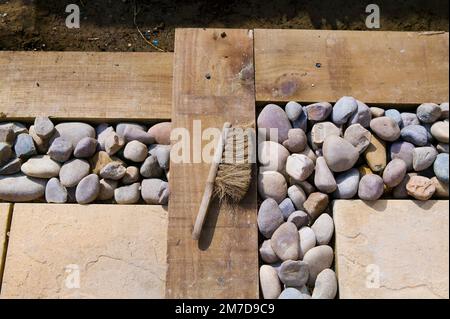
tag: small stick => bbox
[192,122,231,240]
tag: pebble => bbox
[21,155,61,178]
[278,260,309,287]
[440,102,449,119]
[437,143,449,154]
[370,117,401,142]
[47,137,73,162]
[0,174,47,202]
[122,166,140,184]
[323,135,359,172]
[282,129,307,153]
[285,101,303,121]
[303,245,334,286]
[258,141,290,173]
[122,126,155,144]
[114,183,141,204]
[305,102,332,121]
[97,126,114,151]
[279,198,296,220]
[73,137,97,158]
[45,177,67,203]
[400,125,429,146]
[413,147,437,171]
[148,122,172,145]
[358,174,384,201]
[14,133,37,159]
[406,175,435,200]
[434,153,449,184]
[100,162,127,180]
[90,151,114,174]
[259,240,280,264]
[29,125,49,153]
[311,213,334,245]
[288,185,307,210]
[287,210,309,228]
[59,158,90,187]
[260,265,281,299]
[364,135,386,172]
[383,159,407,187]
[148,144,171,170]
[311,122,340,146]
[271,222,299,261]
[116,123,146,138]
[141,178,169,204]
[140,154,163,178]
[385,109,403,128]
[0,143,12,164]
[303,192,329,220]
[292,111,308,132]
[257,171,287,204]
[333,168,360,199]
[348,100,371,128]
[312,269,337,299]
[401,112,420,127]
[344,124,372,154]
[416,103,442,123]
[331,96,358,125]
[370,107,385,118]
[314,157,337,194]
[279,288,309,299]
[75,174,100,204]
[298,226,316,260]
[258,104,292,143]
[0,122,27,135]
[104,130,125,155]
[431,177,449,198]
[0,126,15,144]
[430,121,449,143]
[390,141,415,171]
[97,179,118,201]
[53,122,95,148]
[393,173,417,199]
[123,140,148,162]
[0,157,22,175]
[286,154,314,181]
[258,198,284,238]
[34,116,54,139]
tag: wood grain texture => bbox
[254,29,449,105]
[166,28,258,298]
[0,51,173,121]
[0,203,12,292]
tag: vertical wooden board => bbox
[0,203,12,290]
[167,29,258,298]
[254,29,449,105]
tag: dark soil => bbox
[0,0,448,52]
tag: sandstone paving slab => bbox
[334,200,449,299]
[0,203,12,283]
[0,204,168,299]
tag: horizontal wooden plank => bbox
[0,51,173,121]
[254,29,449,105]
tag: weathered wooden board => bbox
[1,204,168,299]
[166,29,258,298]
[0,203,12,292]
[0,51,173,121]
[254,30,449,105]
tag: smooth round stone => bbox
[278,288,309,299]
[303,245,334,286]
[311,213,334,245]
[344,124,372,154]
[34,116,54,139]
[393,173,417,199]
[406,175,435,200]
[348,100,371,128]
[260,265,281,299]
[0,143,12,164]
[279,260,309,287]
[28,125,49,153]
[385,109,403,128]
[298,226,316,260]
[148,144,171,171]
[141,178,169,204]
[21,155,61,178]
[305,102,332,121]
[123,140,148,162]
[370,117,401,142]
[401,112,420,127]
[286,154,314,182]
[0,157,22,175]
[331,96,358,125]
[364,135,387,172]
[440,102,449,119]
[431,177,449,198]
[314,157,337,194]
[73,137,97,158]
[437,143,449,154]
[97,126,114,151]
[258,141,290,173]
[14,133,37,159]
[114,183,141,204]
[370,107,385,118]
[259,240,280,264]
[258,104,293,143]
[333,168,360,199]
[288,185,307,210]
[303,192,329,220]
[122,166,140,184]
[0,174,47,202]
[53,122,95,148]
[122,126,154,144]
[413,147,438,171]
[287,211,309,229]
[434,153,449,184]
[292,111,308,132]
[311,122,340,146]
[100,162,127,180]
[258,198,284,238]
[271,222,299,261]
[148,122,171,145]
[285,101,303,121]
[323,135,359,172]
[383,159,407,187]
[97,179,118,201]
[282,129,307,153]
[417,103,442,123]
[47,137,73,162]
[358,174,384,201]
[140,154,163,178]
[430,121,449,143]
[104,130,125,155]
[45,177,67,203]
[279,198,296,220]
[390,141,415,171]
[312,269,337,299]
[116,123,147,138]
[75,174,99,204]
[400,125,429,146]
[59,159,90,187]
[257,171,287,204]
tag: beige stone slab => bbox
[334,200,449,299]
[0,204,168,299]
[0,203,12,284]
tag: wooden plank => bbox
[0,203,12,292]
[1,204,168,299]
[254,30,449,105]
[166,28,258,298]
[0,51,173,121]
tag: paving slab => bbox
[334,200,449,299]
[0,203,12,285]
[0,204,168,299]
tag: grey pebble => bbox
[75,174,100,204]
[141,178,169,204]
[73,137,97,158]
[45,177,67,203]
[258,198,284,238]
[278,260,309,287]
[333,168,360,199]
[358,174,384,201]
[100,162,127,180]
[417,103,441,123]
[413,147,437,171]
[114,183,141,204]
[140,154,163,178]
[14,133,37,159]
[47,137,73,162]
[285,101,303,121]
[279,198,296,220]
[34,116,54,139]
[400,125,429,146]
[59,158,90,187]
[331,96,358,125]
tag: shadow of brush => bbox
[198,197,221,250]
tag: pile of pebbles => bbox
[0,118,171,204]
[257,98,449,299]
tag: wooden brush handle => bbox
[192,122,232,240]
